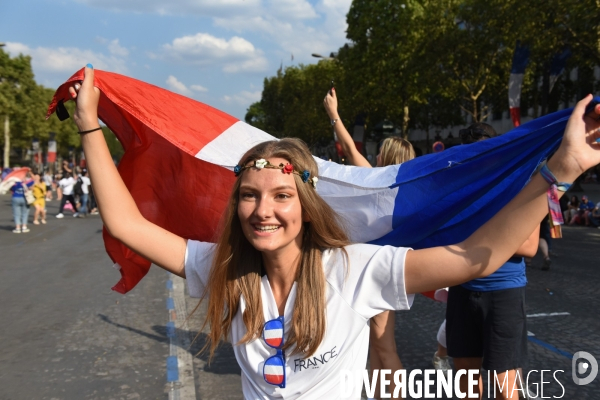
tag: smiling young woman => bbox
[69,65,600,399]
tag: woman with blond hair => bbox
[70,65,600,399]
[324,87,415,398]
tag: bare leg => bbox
[33,205,41,223]
[539,238,549,259]
[454,357,483,399]
[491,369,523,400]
[370,311,403,399]
[437,343,448,357]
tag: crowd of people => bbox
[6,161,98,234]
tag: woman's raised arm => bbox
[405,95,600,294]
[70,65,187,277]
[323,88,372,168]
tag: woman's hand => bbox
[548,95,600,183]
[323,88,339,120]
[68,65,101,131]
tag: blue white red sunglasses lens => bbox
[263,317,284,349]
[263,317,285,388]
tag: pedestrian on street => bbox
[43,170,54,201]
[69,65,600,399]
[10,173,34,233]
[56,173,79,218]
[32,173,47,225]
[78,169,91,217]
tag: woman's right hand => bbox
[69,65,101,131]
[323,88,339,120]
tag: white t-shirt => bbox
[59,177,76,195]
[185,241,414,400]
[80,176,91,194]
[43,174,53,186]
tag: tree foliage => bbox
[0,48,95,166]
[246,61,344,147]
[248,0,600,142]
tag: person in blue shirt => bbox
[446,123,539,400]
[10,173,34,233]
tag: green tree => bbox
[0,48,82,167]
[342,0,435,137]
[247,61,344,147]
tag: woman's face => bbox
[33,174,40,183]
[376,152,382,167]
[237,157,305,261]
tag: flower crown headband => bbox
[234,159,318,188]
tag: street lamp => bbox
[312,52,336,61]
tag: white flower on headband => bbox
[255,159,268,169]
[312,177,318,188]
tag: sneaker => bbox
[73,212,79,218]
[432,352,452,372]
[41,219,47,224]
[33,220,40,225]
[542,258,551,271]
[91,210,99,215]
[21,227,30,233]
[56,213,64,219]
[12,228,21,233]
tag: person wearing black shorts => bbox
[446,252,538,399]
[447,123,540,400]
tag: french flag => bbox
[508,42,530,127]
[47,69,572,294]
[47,133,57,163]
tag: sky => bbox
[0,0,352,120]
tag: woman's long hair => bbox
[379,137,415,166]
[200,138,350,360]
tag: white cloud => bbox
[162,33,268,73]
[166,75,193,96]
[190,84,208,93]
[4,42,128,75]
[266,0,318,19]
[108,39,129,57]
[165,76,208,97]
[222,90,261,107]
[75,0,261,17]
[76,0,318,21]
[213,0,352,64]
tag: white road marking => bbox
[526,312,570,318]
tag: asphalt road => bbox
[1,184,599,399]
[0,197,169,400]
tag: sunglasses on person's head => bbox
[263,316,286,388]
[459,127,491,143]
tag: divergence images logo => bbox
[572,351,598,386]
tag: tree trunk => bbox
[402,105,410,139]
[425,124,430,154]
[541,64,550,116]
[3,115,9,169]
